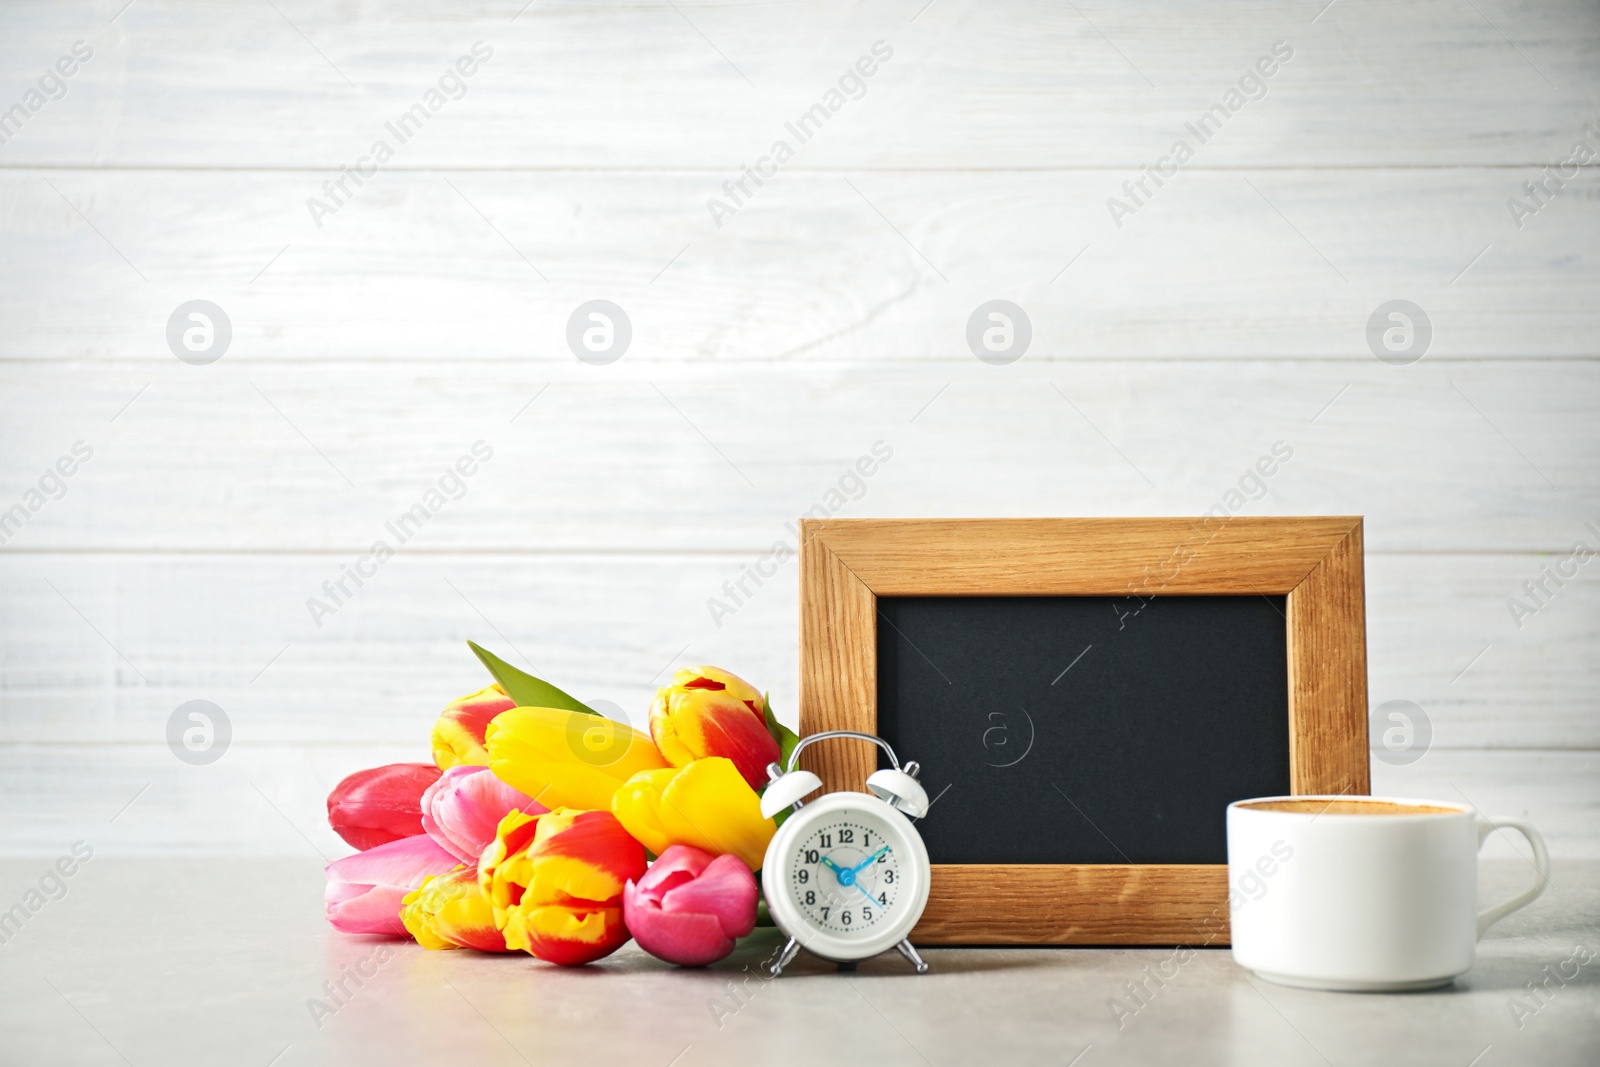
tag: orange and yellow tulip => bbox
[431,683,518,769]
[485,706,667,811]
[479,807,647,965]
[649,667,779,791]
[611,757,775,871]
[399,867,509,952]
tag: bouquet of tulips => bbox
[323,641,799,967]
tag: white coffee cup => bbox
[1226,795,1549,991]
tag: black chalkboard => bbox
[875,595,1290,865]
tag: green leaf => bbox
[762,691,801,769]
[467,640,598,715]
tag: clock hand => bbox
[854,883,883,910]
[847,846,889,875]
[818,855,847,883]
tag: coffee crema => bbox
[1238,798,1463,816]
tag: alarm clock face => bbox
[764,792,930,962]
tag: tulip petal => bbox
[609,769,679,858]
[658,758,775,871]
[401,868,509,952]
[612,758,775,871]
[326,883,413,936]
[628,903,733,967]
[326,833,458,891]
[660,854,758,938]
[326,762,443,851]
[481,807,645,966]
[486,706,667,812]
[673,666,764,714]
[505,904,627,966]
[634,844,711,898]
[421,765,545,864]
[525,809,644,902]
[649,669,779,790]
[478,809,542,920]
[431,683,518,770]
[324,835,458,936]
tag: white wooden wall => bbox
[1,0,1595,859]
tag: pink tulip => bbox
[325,834,458,936]
[623,845,758,966]
[420,765,546,865]
[326,762,443,851]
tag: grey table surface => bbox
[1,858,1595,1067]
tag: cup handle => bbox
[1475,815,1550,939]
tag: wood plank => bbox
[810,516,1355,594]
[1,0,1595,168]
[1371,749,1600,863]
[1286,519,1370,795]
[0,548,1594,750]
[0,362,1594,555]
[1366,550,1600,750]
[0,552,799,746]
[914,865,1231,945]
[1,168,1598,362]
[798,528,877,793]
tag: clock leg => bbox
[768,936,802,978]
[895,939,929,974]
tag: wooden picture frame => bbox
[798,516,1369,945]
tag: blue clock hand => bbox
[847,846,888,875]
[818,855,847,884]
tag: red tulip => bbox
[325,835,458,936]
[623,845,758,966]
[327,762,443,851]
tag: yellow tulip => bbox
[611,757,775,871]
[400,867,509,952]
[485,706,667,811]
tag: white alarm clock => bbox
[759,730,933,976]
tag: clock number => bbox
[797,868,809,884]
[864,832,871,848]
[878,892,887,906]
[821,906,829,919]
[884,869,895,883]
[804,849,819,863]
[877,853,888,864]
[842,910,852,926]
[863,906,872,921]
[820,834,832,848]
[839,829,854,844]
[804,890,815,905]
